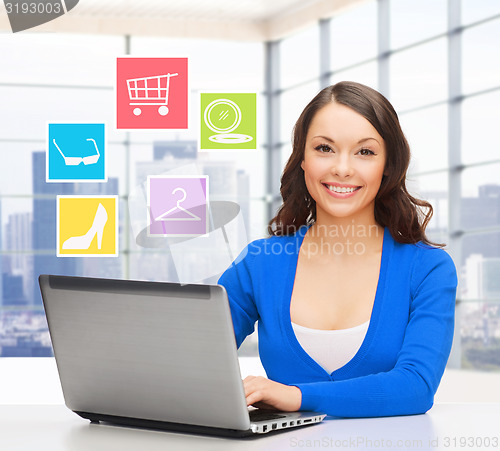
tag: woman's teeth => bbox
[325,184,359,193]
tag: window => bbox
[462,91,500,165]
[407,171,449,236]
[390,38,448,111]
[462,18,500,95]
[0,32,264,357]
[330,60,378,92]
[280,81,320,146]
[400,104,448,173]
[330,0,377,70]
[390,0,447,50]
[2,1,500,373]
[279,25,319,89]
[461,0,500,26]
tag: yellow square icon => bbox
[57,196,118,257]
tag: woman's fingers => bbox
[243,376,267,402]
[242,375,302,411]
[243,375,257,384]
[243,375,259,397]
[245,389,263,406]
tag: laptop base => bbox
[75,411,256,438]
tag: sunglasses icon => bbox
[53,138,100,166]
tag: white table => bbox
[0,403,499,450]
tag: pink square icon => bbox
[116,57,188,130]
[147,176,208,237]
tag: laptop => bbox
[39,275,326,437]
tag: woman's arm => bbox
[218,242,261,348]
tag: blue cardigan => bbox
[218,226,458,418]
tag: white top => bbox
[291,320,370,374]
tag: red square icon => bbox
[116,57,188,130]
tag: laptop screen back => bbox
[39,275,251,431]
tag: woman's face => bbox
[301,101,387,223]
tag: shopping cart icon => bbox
[126,73,178,116]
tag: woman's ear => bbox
[301,160,304,170]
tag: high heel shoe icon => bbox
[62,203,108,250]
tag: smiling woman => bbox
[218,81,458,418]
[272,81,437,245]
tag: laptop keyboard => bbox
[249,410,287,422]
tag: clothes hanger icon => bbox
[155,187,201,222]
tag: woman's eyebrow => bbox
[358,137,380,145]
[312,136,380,145]
[313,135,335,143]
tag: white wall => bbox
[1,358,499,405]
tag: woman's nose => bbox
[331,153,353,178]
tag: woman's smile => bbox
[322,182,362,198]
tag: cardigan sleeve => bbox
[293,247,458,418]
[218,242,260,349]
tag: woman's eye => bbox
[358,148,375,156]
[315,144,333,153]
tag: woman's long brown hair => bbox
[268,81,442,247]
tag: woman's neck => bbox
[302,210,384,261]
[308,221,383,243]
[311,209,382,243]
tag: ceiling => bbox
[0,0,366,41]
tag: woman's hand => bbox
[243,375,302,411]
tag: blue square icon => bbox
[47,123,107,182]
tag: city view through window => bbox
[1,0,500,372]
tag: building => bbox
[0,195,3,307]
[3,212,33,302]
[32,151,76,307]
[153,141,197,160]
